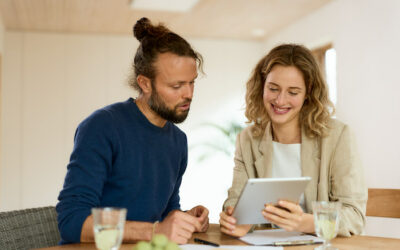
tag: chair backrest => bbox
[366,188,400,218]
[0,206,61,250]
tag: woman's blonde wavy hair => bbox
[245,43,334,138]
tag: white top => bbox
[271,141,305,211]
[271,142,301,177]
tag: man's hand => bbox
[219,206,252,237]
[186,205,209,232]
[262,200,315,233]
[155,210,202,244]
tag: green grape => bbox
[152,234,168,247]
[165,241,180,250]
[133,233,181,250]
[134,241,152,250]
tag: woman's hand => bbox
[219,206,252,237]
[262,200,315,233]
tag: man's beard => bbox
[148,90,191,124]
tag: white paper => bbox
[240,229,323,245]
[181,244,282,250]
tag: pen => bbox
[194,238,220,247]
[265,240,323,246]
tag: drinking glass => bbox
[92,207,127,250]
[312,201,341,250]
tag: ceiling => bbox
[0,0,332,41]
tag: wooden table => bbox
[37,224,400,250]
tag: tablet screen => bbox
[232,177,311,224]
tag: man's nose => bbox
[182,84,194,100]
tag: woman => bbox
[219,44,367,237]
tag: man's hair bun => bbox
[129,17,203,94]
[133,17,151,42]
[133,17,169,42]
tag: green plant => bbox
[190,121,245,162]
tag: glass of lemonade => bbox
[312,201,341,250]
[92,207,127,250]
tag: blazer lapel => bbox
[254,122,273,178]
[301,128,321,212]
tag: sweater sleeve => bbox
[161,134,188,218]
[223,132,249,210]
[56,110,116,244]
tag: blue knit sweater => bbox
[56,98,188,244]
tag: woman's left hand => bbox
[262,200,315,233]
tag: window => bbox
[312,44,337,105]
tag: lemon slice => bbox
[95,229,119,250]
[318,219,336,240]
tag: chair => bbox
[0,206,61,250]
[366,188,400,218]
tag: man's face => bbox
[148,53,198,124]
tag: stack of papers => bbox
[181,244,282,250]
[240,229,323,246]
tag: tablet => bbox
[232,177,311,224]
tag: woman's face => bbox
[263,65,307,128]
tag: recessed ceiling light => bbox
[130,0,200,12]
[251,28,265,38]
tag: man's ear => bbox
[137,75,152,94]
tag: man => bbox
[56,17,209,245]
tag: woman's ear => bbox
[137,75,152,94]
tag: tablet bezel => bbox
[232,177,311,225]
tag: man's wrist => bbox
[152,221,159,237]
[123,221,154,242]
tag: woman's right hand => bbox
[219,206,252,237]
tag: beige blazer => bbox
[223,119,367,236]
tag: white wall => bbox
[0,10,6,208]
[0,11,4,53]
[262,0,400,238]
[0,31,263,224]
[0,32,135,210]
